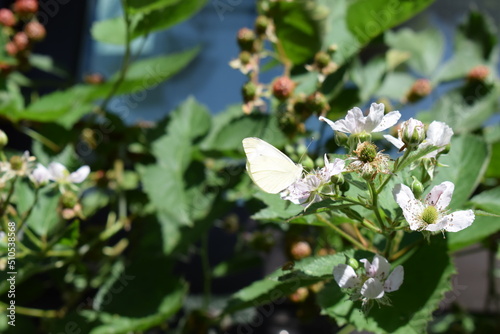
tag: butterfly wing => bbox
[242,137,303,194]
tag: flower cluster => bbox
[280,154,345,208]
[31,162,90,191]
[333,254,404,312]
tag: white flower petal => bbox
[364,103,385,132]
[426,121,453,147]
[443,210,475,232]
[423,217,448,232]
[372,110,401,133]
[383,134,405,150]
[384,265,404,292]
[69,166,90,183]
[361,278,385,300]
[31,164,50,185]
[393,184,425,230]
[372,254,391,279]
[319,116,349,134]
[48,162,68,181]
[425,181,454,209]
[333,264,361,289]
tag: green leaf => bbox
[223,250,371,314]
[252,191,303,221]
[448,216,500,251]
[29,54,67,77]
[469,187,500,215]
[138,98,211,254]
[25,187,61,238]
[350,56,386,101]
[318,237,454,333]
[92,0,206,45]
[376,72,415,100]
[485,142,500,178]
[432,135,490,209]
[204,113,287,152]
[126,0,180,14]
[385,28,444,76]
[458,10,497,60]
[416,87,499,134]
[271,1,323,65]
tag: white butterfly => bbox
[242,137,303,194]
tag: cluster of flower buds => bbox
[0,0,46,75]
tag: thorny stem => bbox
[316,214,368,250]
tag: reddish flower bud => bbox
[272,76,295,100]
[0,62,14,76]
[13,32,29,52]
[306,91,329,116]
[467,65,489,82]
[84,73,105,85]
[24,21,46,41]
[237,27,256,52]
[314,51,331,69]
[406,78,432,103]
[13,0,38,16]
[290,241,312,260]
[255,15,270,35]
[5,42,18,56]
[0,9,17,27]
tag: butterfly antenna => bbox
[298,137,315,163]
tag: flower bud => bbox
[289,287,309,303]
[314,51,331,69]
[24,21,46,42]
[440,143,451,155]
[238,50,252,65]
[330,172,344,185]
[61,191,79,209]
[237,27,256,52]
[241,81,257,102]
[0,9,17,27]
[347,257,359,270]
[301,156,314,170]
[406,79,432,103]
[467,65,489,82]
[411,176,424,198]
[290,241,312,260]
[5,42,18,56]
[327,44,338,54]
[401,118,425,148]
[272,76,295,101]
[0,130,8,149]
[13,0,38,16]
[339,180,350,193]
[255,15,270,35]
[13,32,30,52]
[305,91,329,115]
[84,73,105,85]
[334,131,348,148]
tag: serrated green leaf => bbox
[252,191,303,221]
[432,135,490,209]
[223,250,371,314]
[385,28,444,76]
[351,56,387,101]
[25,187,62,238]
[92,0,206,45]
[318,237,454,333]
[448,215,500,251]
[376,72,415,100]
[485,142,500,178]
[271,1,323,65]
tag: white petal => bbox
[31,164,50,184]
[364,103,385,132]
[384,265,404,292]
[424,217,448,232]
[443,210,475,232]
[426,121,453,147]
[383,134,405,150]
[69,166,90,183]
[361,278,384,299]
[333,264,360,289]
[319,116,350,134]
[393,184,425,230]
[372,110,401,132]
[372,254,391,279]
[425,181,454,209]
[48,162,68,181]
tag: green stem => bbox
[0,301,63,318]
[383,232,395,258]
[361,219,382,234]
[0,176,18,217]
[18,187,40,233]
[99,0,132,113]
[368,181,386,230]
[20,127,60,152]
[201,233,211,310]
[316,214,368,250]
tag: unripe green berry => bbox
[0,130,8,149]
[411,176,424,198]
[255,15,270,35]
[9,155,23,171]
[347,257,359,270]
[334,132,348,148]
[242,81,257,102]
[355,142,377,163]
[237,28,256,52]
[421,206,438,225]
[314,51,331,69]
[305,92,329,115]
[61,191,79,209]
[239,51,252,65]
